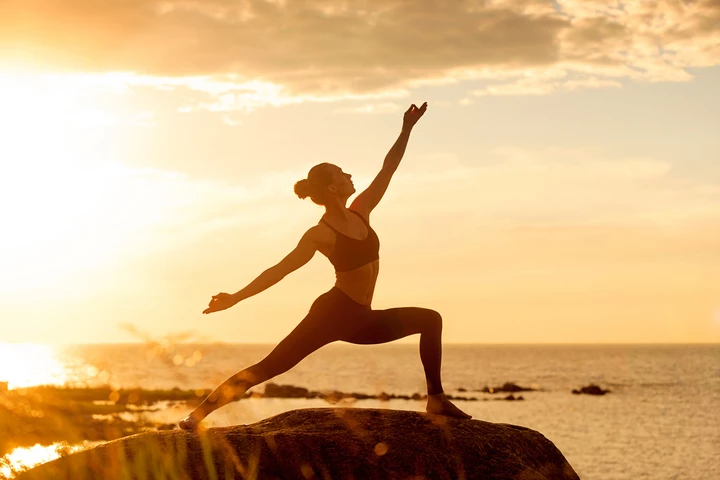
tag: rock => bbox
[257,384,427,402]
[574,384,609,395]
[347,392,373,400]
[17,408,579,480]
[320,390,344,403]
[458,387,467,392]
[263,383,310,398]
[481,382,536,394]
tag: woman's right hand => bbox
[203,292,238,314]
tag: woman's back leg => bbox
[182,310,337,426]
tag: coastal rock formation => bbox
[18,408,579,480]
[481,382,536,394]
[262,383,310,398]
[259,382,490,402]
[571,384,610,395]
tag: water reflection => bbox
[0,443,87,479]
[0,343,67,389]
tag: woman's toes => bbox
[179,416,201,431]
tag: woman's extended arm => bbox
[351,102,427,215]
[203,228,320,314]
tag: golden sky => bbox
[0,0,718,344]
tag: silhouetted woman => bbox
[180,102,471,430]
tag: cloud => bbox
[3,0,717,104]
[384,147,720,227]
[334,102,403,114]
[472,69,624,95]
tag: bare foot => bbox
[426,393,472,419]
[179,415,203,431]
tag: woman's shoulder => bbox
[309,222,336,244]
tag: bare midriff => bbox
[334,259,380,305]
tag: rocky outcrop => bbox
[481,383,536,394]
[572,384,610,395]
[18,408,579,480]
[260,382,484,402]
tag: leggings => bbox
[252,286,445,395]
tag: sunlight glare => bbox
[0,443,87,479]
[0,343,67,389]
[0,72,166,293]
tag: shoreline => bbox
[0,381,538,456]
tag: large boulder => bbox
[18,408,579,480]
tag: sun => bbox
[0,71,136,294]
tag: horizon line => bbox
[3,341,718,347]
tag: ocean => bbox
[2,343,719,479]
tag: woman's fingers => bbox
[205,293,233,312]
[204,304,221,314]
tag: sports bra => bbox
[320,210,380,272]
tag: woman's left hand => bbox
[203,292,238,314]
[403,102,428,130]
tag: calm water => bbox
[3,343,720,479]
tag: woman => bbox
[180,102,470,430]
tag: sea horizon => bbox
[4,340,719,346]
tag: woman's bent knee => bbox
[426,309,443,332]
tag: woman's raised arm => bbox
[351,102,427,215]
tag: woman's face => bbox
[330,165,355,198]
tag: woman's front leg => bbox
[343,306,471,419]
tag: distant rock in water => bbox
[502,394,524,401]
[481,382,536,394]
[572,384,610,395]
[257,383,490,402]
[262,383,310,398]
[17,408,579,480]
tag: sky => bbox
[0,0,718,345]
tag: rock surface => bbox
[18,408,579,480]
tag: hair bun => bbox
[294,179,311,199]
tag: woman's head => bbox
[294,163,355,205]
